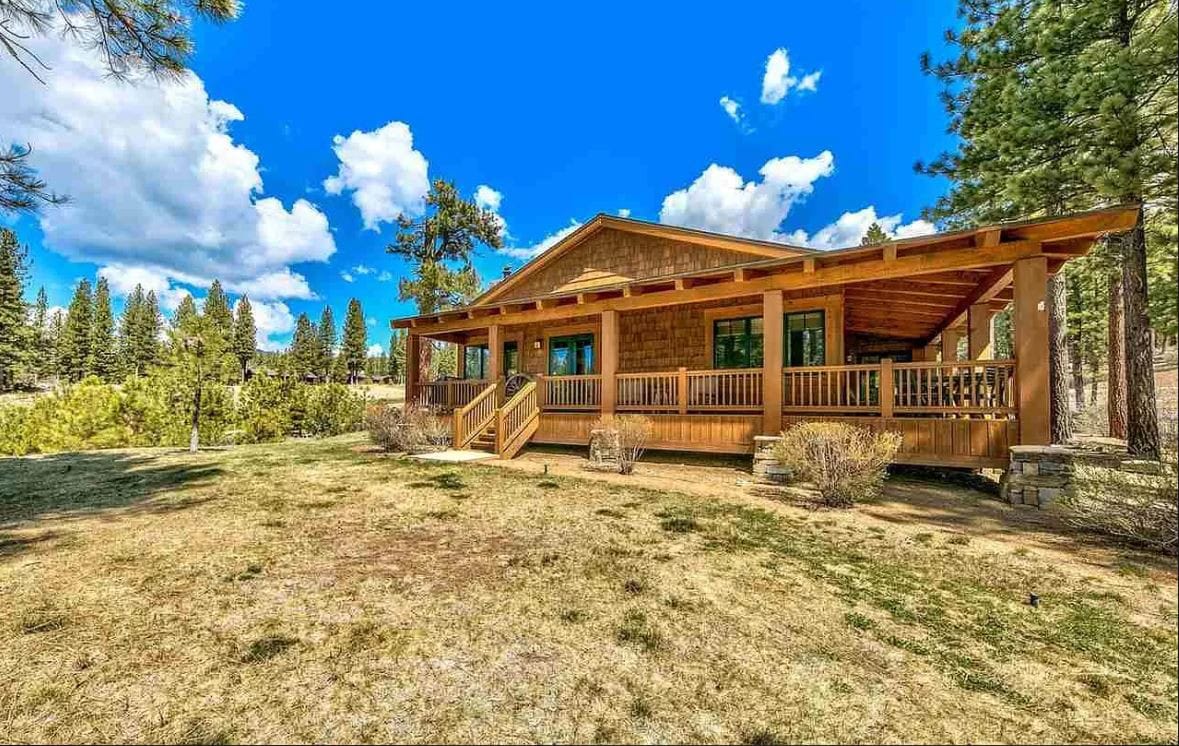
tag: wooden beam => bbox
[396,239,1045,335]
[601,310,617,418]
[733,268,749,282]
[968,303,995,360]
[405,334,421,398]
[975,228,1001,248]
[488,324,501,383]
[941,328,962,362]
[803,258,816,274]
[845,290,961,309]
[921,264,1016,345]
[883,244,897,262]
[1014,256,1050,445]
[763,290,784,434]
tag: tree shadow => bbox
[0,450,225,529]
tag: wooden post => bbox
[1014,255,1050,445]
[762,290,784,434]
[677,367,689,415]
[406,333,421,406]
[941,328,961,363]
[455,342,466,378]
[487,324,501,393]
[600,310,618,419]
[923,343,940,362]
[880,358,895,419]
[967,304,994,360]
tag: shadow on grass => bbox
[0,450,224,528]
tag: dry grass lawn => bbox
[0,435,1176,743]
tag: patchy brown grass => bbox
[0,435,1176,743]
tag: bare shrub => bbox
[1059,464,1178,555]
[365,403,451,453]
[772,422,901,507]
[592,415,653,475]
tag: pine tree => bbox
[60,278,93,382]
[861,222,889,246]
[47,309,63,378]
[341,299,367,384]
[30,286,50,382]
[317,306,337,380]
[0,228,30,390]
[232,295,257,381]
[389,329,407,384]
[118,284,145,377]
[139,290,162,372]
[289,313,319,379]
[168,304,227,452]
[89,276,117,381]
[203,280,233,340]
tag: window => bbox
[503,341,519,376]
[464,344,490,379]
[548,334,594,375]
[713,316,764,369]
[785,311,825,367]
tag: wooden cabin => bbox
[392,205,1138,466]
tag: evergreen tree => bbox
[861,222,890,245]
[232,295,257,381]
[317,306,337,380]
[118,284,145,377]
[89,277,117,381]
[0,228,30,390]
[340,299,367,384]
[140,290,162,371]
[389,329,407,384]
[30,286,50,382]
[203,279,234,341]
[289,313,319,379]
[47,309,63,378]
[387,180,502,371]
[60,278,93,382]
[173,294,199,332]
[168,304,227,452]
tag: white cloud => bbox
[760,48,821,104]
[243,299,295,351]
[352,264,375,275]
[797,70,822,93]
[719,95,743,123]
[0,33,335,302]
[340,271,355,283]
[498,220,582,261]
[474,185,502,212]
[617,208,631,218]
[98,264,190,311]
[322,121,430,230]
[377,270,393,282]
[785,206,936,250]
[366,343,384,356]
[366,317,376,326]
[658,151,834,241]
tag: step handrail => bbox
[496,380,539,455]
[453,382,498,449]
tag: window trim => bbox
[711,315,764,369]
[784,309,826,368]
[547,332,596,376]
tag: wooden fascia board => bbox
[472,218,606,306]
[401,238,1044,336]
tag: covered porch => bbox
[395,207,1137,466]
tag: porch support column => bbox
[600,310,618,419]
[455,342,467,378]
[923,342,940,362]
[941,328,962,363]
[967,304,995,360]
[487,324,501,384]
[762,290,784,435]
[1014,255,1050,445]
[405,333,421,405]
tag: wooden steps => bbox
[471,422,498,452]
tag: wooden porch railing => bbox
[782,364,882,413]
[615,368,762,413]
[415,379,490,411]
[892,360,1016,415]
[617,371,679,411]
[539,374,601,410]
[452,382,498,448]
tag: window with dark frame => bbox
[463,344,490,379]
[548,334,594,375]
[710,311,826,369]
[785,311,825,367]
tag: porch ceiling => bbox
[843,269,1014,341]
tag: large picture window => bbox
[548,334,594,375]
[713,316,764,369]
[785,311,825,367]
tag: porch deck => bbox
[414,358,1018,467]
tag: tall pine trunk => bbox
[1123,217,1160,458]
[189,382,202,452]
[1107,269,1128,440]
[1069,337,1085,411]
[1048,273,1072,443]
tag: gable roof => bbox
[472,213,817,306]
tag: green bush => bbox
[304,383,365,437]
[237,376,294,443]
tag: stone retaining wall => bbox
[1001,444,1160,508]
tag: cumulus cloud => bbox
[658,151,834,241]
[377,270,393,282]
[0,32,335,303]
[323,121,430,230]
[367,343,384,356]
[498,220,582,260]
[760,48,821,104]
[785,206,936,250]
[474,184,508,238]
[352,264,375,276]
[241,298,296,351]
[340,271,355,283]
[617,208,631,218]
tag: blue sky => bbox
[3,1,961,351]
